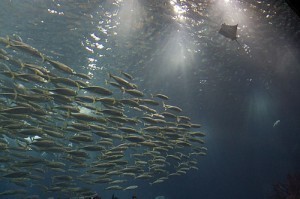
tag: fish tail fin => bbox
[162,101,166,110]
[19,61,25,69]
[66,109,71,118]
[140,130,145,136]
[13,89,18,100]
[75,82,81,90]
[41,53,46,62]
[9,71,15,79]
[5,35,11,48]
[177,162,181,168]
[46,75,51,83]
[24,143,31,151]
[43,55,51,63]
[100,151,104,158]
[79,85,85,91]
[121,87,126,94]
[107,72,112,79]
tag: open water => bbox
[0,0,300,199]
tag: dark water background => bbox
[1,0,300,199]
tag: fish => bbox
[163,102,182,112]
[93,131,111,138]
[93,178,113,184]
[16,128,44,137]
[75,95,96,103]
[138,98,160,106]
[52,175,73,181]
[139,105,157,114]
[50,77,79,88]
[0,32,207,197]
[150,179,164,185]
[109,179,127,184]
[0,53,10,60]
[81,86,113,96]
[7,37,46,62]
[123,185,138,190]
[122,88,144,97]
[93,162,116,168]
[70,112,106,123]
[108,73,137,89]
[23,63,51,75]
[100,108,124,117]
[161,111,177,119]
[120,70,133,80]
[0,189,28,196]
[124,135,146,142]
[46,161,66,168]
[119,99,140,107]
[48,87,77,96]
[0,142,8,150]
[188,137,205,144]
[189,131,206,137]
[30,139,57,148]
[95,97,116,105]
[74,72,92,80]
[50,93,74,104]
[135,173,152,179]
[273,120,280,127]
[119,126,140,134]
[80,145,105,151]
[153,93,169,100]
[69,135,94,143]
[0,106,33,114]
[105,185,123,190]
[3,171,30,178]
[46,59,76,74]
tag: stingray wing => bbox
[219,23,238,40]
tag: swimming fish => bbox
[273,120,280,127]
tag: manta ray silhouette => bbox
[219,23,242,47]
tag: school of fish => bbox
[0,35,207,198]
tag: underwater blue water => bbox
[0,0,300,199]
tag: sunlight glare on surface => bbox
[170,0,187,22]
[215,0,248,24]
[153,0,196,76]
[115,0,144,38]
